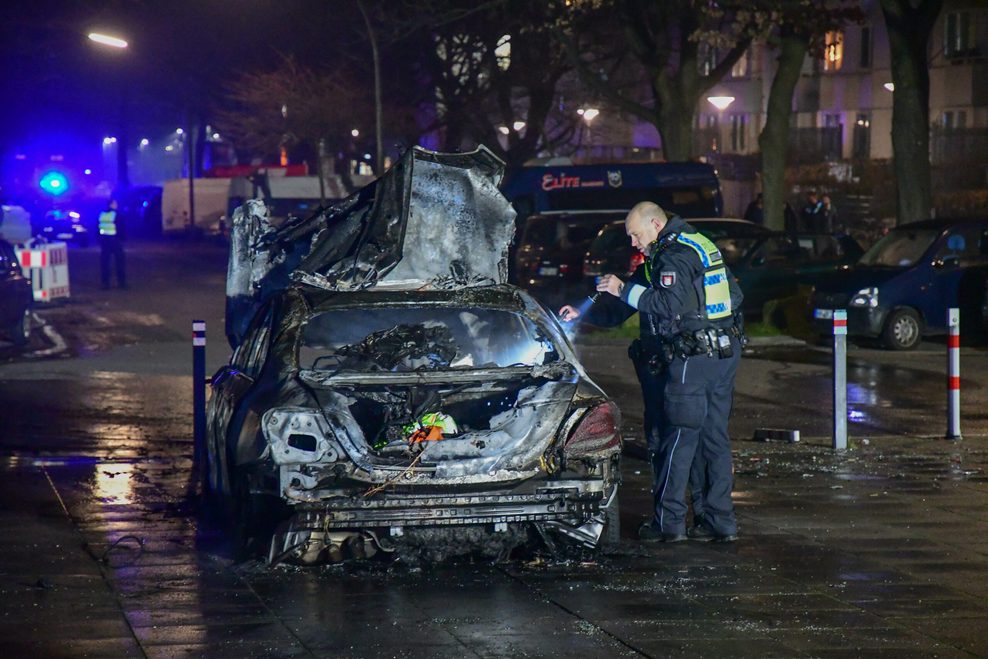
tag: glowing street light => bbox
[512,121,526,132]
[706,96,735,111]
[883,82,895,92]
[498,126,510,135]
[577,107,600,124]
[175,128,184,135]
[351,128,360,138]
[102,136,117,146]
[88,32,128,49]
[140,138,150,147]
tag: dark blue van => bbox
[810,218,988,349]
[501,161,723,221]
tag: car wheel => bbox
[230,468,287,560]
[9,308,30,346]
[602,492,620,548]
[881,308,922,350]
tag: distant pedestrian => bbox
[800,191,823,233]
[98,199,126,289]
[743,193,764,225]
[820,195,838,233]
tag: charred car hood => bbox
[226,146,517,347]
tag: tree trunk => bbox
[657,100,696,161]
[881,0,942,225]
[759,31,808,231]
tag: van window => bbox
[935,226,988,261]
[859,228,940,267]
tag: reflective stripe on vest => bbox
[98,210,117,236]
[675,231,733,320]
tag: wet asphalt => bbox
[1,240,987,657]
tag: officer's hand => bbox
[558,305,580,322]
[596,274,625,298]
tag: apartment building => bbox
[694,0,987,163]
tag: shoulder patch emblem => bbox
[660,271,676,288]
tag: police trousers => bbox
[651,337,740,536]
[633,355,707,522]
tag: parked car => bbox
[810,218,988,349]
[38,208,91,246]
[514,210,626,307]
[207,146,621,565]
[582,218,858,319]
[0,238,32,345]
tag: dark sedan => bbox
[582,218,859,319]
[0,239,32,345]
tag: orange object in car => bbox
[408,425,444,443]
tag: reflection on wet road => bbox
[2,369,987,656]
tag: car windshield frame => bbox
[858,227,942,268]
[298,304,561,374]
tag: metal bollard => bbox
[193,320,207,480]
[833,310,848,451]
[947,308,961,440]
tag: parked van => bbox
[501,161,722,223]
[810,218,988,349]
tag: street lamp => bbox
[706,96,735,111]
[88,32,128,49]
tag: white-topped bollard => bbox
[947,308,961,440]
[833,309,848,451]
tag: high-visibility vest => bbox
[674,231,733,320]
[98,210,118,236]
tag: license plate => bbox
[813,308,834,320]
[538,267,558,276]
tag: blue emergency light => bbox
[40,171,69,196]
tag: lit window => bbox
[824,31,843,71]
[730,114,747,152]
[945,12,972,57]
[495,34,511,71]
[699,45,718,76]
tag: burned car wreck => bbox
[206,146,621,564]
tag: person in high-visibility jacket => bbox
[566,201,745,543]
[98,199,126,289]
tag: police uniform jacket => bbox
[617,216,743,341]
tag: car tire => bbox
[881,308,922,350]
[602,492,620,548]
[230,468,287,561]
[9,308,30,346]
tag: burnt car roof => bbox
[225,146,517,348]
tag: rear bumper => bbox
[293,481,611,531]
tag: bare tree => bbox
[215,57,370,203]
[561,0,752,161]
[752,1,863,230]
[880,0,943,225]
[390,0,580,167]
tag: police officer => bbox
[560,207,714,535]
[594,202,744,543]
[98,199,126,289]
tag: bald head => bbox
[625,202,669,255]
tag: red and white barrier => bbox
[947,307,961,440]
[17,242,70,302]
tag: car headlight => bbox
[849,287,879,308]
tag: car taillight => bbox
[564,401,620,457]
[628,251,645,275]
[559,263,569,275]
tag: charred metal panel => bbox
[225,146,515,347]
